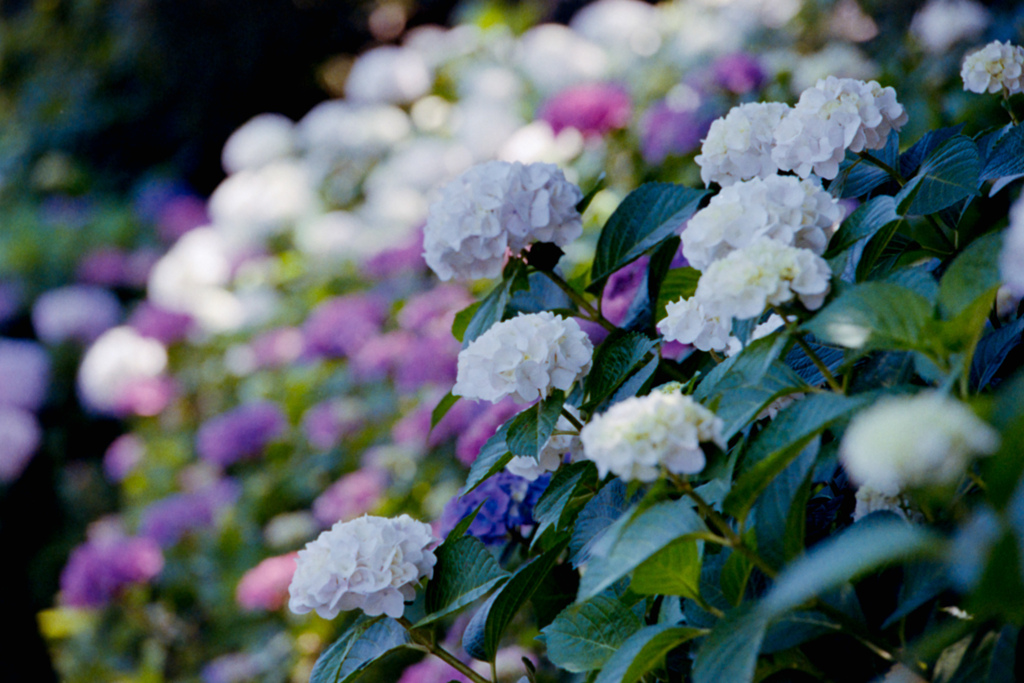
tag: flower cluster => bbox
[579,391,725,482]
[839,391,1000,495]
[694,102,790,187]
[195,401,288,467]
[681,174,841,271]
[60,527,164,608]
[422,161,583,281]
[453,312,593,404]
[772,76,908,179]
[506,406,582,481]
[1000,196,1024,297]
[287,514,437,620]
[438,471,552,545]
[961,40,1024,95]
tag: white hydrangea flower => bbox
[287,514,437,620]
[853,486,918,522]
[1000,196,1024,297]
[423,161,583,281]
[840,391,1000,496]
[506,406,582,480]
[910,0,989,55]
[77,327,168,415]
[580,392,725,482]
[961,40,1024,95]
[454,312,593,404]
[657,296,734,353]
[772,76,908,179]
[345,46,432,105]
[695,102,791,187]
[696,238,833,321]
[681,175,841,271]
[221,113,297,174]
[208,161,317,249]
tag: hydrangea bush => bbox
[26,1,1024,683]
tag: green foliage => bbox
[310,617,410,683]
[539,592,644,672]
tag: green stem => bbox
[560,407,584,431]
[856,150,905,186]
[657,357,690,384]
[773,308,843,393]
[539,269,618,332]
[397,618,492,683]
[1003,90,1021,125]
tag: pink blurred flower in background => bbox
[103,434,145,482]
[538,82,632,138]
[0,407,41,483]
[312,468,388,526]
[235,552,298,611]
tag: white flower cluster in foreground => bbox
[506,406,582,480]
[772,76,908,179]
[659,237,831,351]
[580,391,724,482]
[1000,196,1024,297]
[681,174,841,271]
[840,391,999,496]
[454,312,593,404]
[695,102,790,187]
[961,40,1024,95]
[288,514,437,620]
[423,161,583,281]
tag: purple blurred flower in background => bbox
[398,657,471,683]
[538,82,632,138]
[362,227,426,280]
[196,401,288,467]
[640,99,714,164]
[312,468,388,525]
[301,398,366,451]
[0,407,41,483]
[455,399,520,466]
[31,285,122,345]
[201,653,264,683]
[249,327,306,368]
[59,525,164,607]
[353,330,459,393]
[711,52,767,94]
[77,248,128,287]
[0,281,22,326]
[235,552,298,611]
[397,285,473,335]
[438,471,551,545]
[129,302,194,345]
[0,338,50,411]
[602,256,649,326]
[303,293,387,359]
[134,177,208,241]
[139,479,241,547]
[103,434,145,482]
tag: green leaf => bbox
[720,545,754,607]
[724,394,872,520]
[655,266,701,320]
[460,260,527,346]
[464,423,512,493]
[462,542,567,662]
[938,232,1002,320]
[539,593,644,672]
[760,515,944,619]
[418,536,510,627]
[576,171,607,214]
[900,125,966,178]
[691,603,767,683]
[431,391,459,430]
[980,123,1024,181]
[895,135,981,216]
[802,282,934,353]
[712,361,807,442]
[578,497,706,600]
[755,436,819,569]
[507,390,565,458]
[825,196,899,258]
[593,624,705,683]
[630,538,702,599]
[694,333,790,404]
[855,214,909,282]
[589,184,708,292]
[569,480,633,568]
[452,302,481,343]
[310,616,411,683]
[647,235,683,317]
[584,332,659,410]
[531,461,599,550]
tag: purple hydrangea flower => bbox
[201,653,264,683]
[455,399,521,466]
[138,479,241,547]
[0,338,50,411]
[363,227,427,280]
[397,285,473,335]
[59,530,164,607]
[303,294,387,359]
[312,468,388,525]
[0,280,22,326]
[398,657,472,683]
[0,407,41,483]
[640,100,714,164]
[77,248,129,287]
[102,434,145,482]
[249,327,306,368]
[711,52,767,94]
[538,83,632,138]
[129,302,194,345]
[31,285,122,345]
[301,399,366,451]
[602,256,649,326]
[439,471,552,545]
[196,401,288,467]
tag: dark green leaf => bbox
[755,436,820,569]
[691,602,767,683]
[593,624,705,683]
[310,616,410,683]
[507,391,565,458]
[461,260,527,346]
[713,361,807,441]
[589,184,708,292]
[900,125,966,178]
[630,538,702,599]
[610,354,660,405]
[464,423,512,493]
[462,542,567,661]
[532,461,599,549]
[452,302,481,343]
[895,135,981,216]
[540,593,644,672]
[760,611,840,654]
[938,232,1002,320]
[831,131,899,199]
[694,333,790,404]
[971,318,1024,390]
[655,266,701,320]
[647,235,683,318]
[802,282,934,353]
[578,497,706,600]
[569,480,633,568]
[981,123,1024,181]
[720,546,754,607]
[418,536,510,627]
[855,214,908,281]
[825,195,899,258]
[577,172,607,214]
[431,391,459,430]
[584,333,659,410]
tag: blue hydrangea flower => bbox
[439,471,551,545]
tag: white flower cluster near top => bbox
[422,160,584,281]
[287,514,437,620]
[961,40,1024,95]
[579,390,725,482]
[453,311,594,404]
